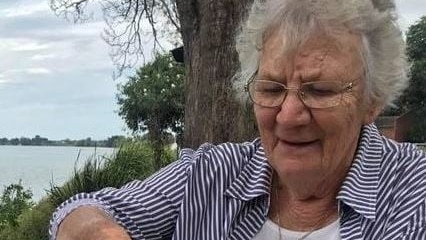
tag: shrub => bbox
[49,140,175,206]
[0,140,176,240]
[0,181,33,230]
[0,197,54,240]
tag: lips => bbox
[280,139,318,145]
[276,139,320,152]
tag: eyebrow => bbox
[256,69,287,82]
[257,69,323,83]
[300,69,322,81]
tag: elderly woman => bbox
[50,0,426,239]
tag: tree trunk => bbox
[176,0,257,148]
[148,117,164,171]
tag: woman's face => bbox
[255,31,380,183]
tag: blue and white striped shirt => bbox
[50,124,426,239]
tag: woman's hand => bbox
[56,206,131,240]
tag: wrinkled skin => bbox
[255,30,381,199]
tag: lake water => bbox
[0,145,115,202]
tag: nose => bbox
[275,90,311,127]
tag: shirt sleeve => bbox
[402,227,426,240]
[49,147,201,240]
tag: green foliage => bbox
[0,140,175,239]
[404,16,426,111]
[105,135,127,148]
[403,16,426,142]
[117,53,185,169]
[384,16,426,142]
[117,53,185,136]
[0,135,128,147]
[0,198,54,240]
[0,181,33,230]
[407,16,426,61]
[49,140,175,206]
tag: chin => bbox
[272,156,321,176]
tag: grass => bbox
[0,140,175,240]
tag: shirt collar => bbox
[337,123,383,221]
[224,139,273,201]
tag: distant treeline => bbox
[0,135,126,148]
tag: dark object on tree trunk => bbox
[171,46,184,63]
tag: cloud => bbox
[11,42,50,52]
[0,1,49,18]
[29,20,106,41]
[26,68,51,74]
[31,53,56,60]
[0,74,14,88]
[395,0,426,33]
[0,68,51,84]
[0,74,12,84]
[0,38,51,52]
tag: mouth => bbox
[280,139,318,146]
[277,139,320,151]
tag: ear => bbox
[363,102,383,125]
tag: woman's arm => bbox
[50,148,201,239]
[56,206,131,240]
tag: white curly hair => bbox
[233,0,408,108]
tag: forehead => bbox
[259,31,364,79]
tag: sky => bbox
[0,0,425,141]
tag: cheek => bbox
[320,104,364,165]
[254,107,277,132]
[254,107,279,154]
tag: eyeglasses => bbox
[245,77,356,109]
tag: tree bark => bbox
[176,0,257,148]
[148,116,164,171]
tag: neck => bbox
[269,176,340,231]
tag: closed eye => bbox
[257,86,283,93]
[254,81,285,94]
[302,82,341,96]
[307,88,337,96]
